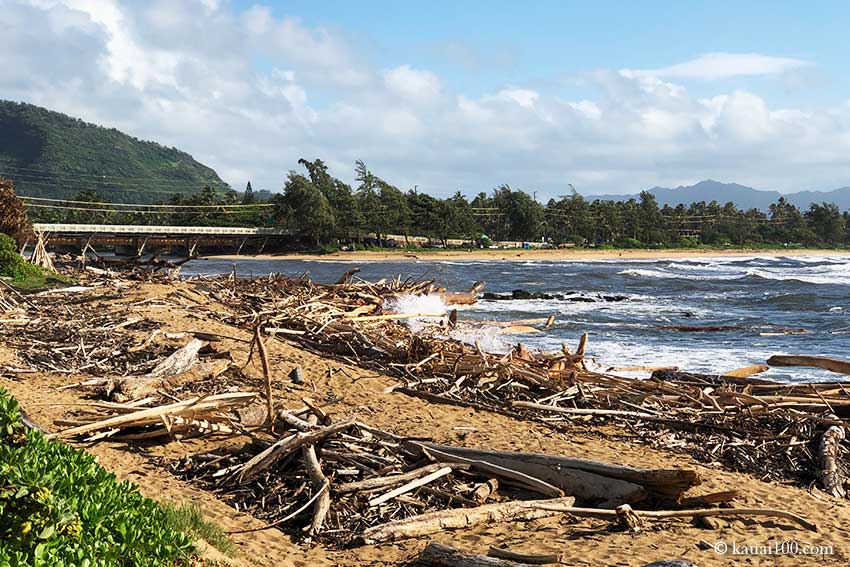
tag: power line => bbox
[0,161,233,185]
[24,203,271,215]
[0,170,233,192]
[20,196,273,209]
[6,179,235,198]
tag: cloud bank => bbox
[2,0,848,198]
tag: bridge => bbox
[32,223,291,255]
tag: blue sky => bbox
[241,0,839,105]
[4,0,850,197]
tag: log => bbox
[416,442,699,502]
[412,444,565,499]
[441,292,479,306]
[767,355,850,376]
[236,419,354,484]
[302,415,330,535]
[414,542,527,567]
[351,312,446,322]
[817,422,847,498]
[723,364,769,378]
[487,546,560,564]
[109,339,206,401]
[360,496,575,545]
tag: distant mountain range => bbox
[0,100,227,203]
[589,180,850,211]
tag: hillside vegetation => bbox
[0,101,227,203]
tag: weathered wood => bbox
[487,546,560,564]
[236,419,354,484]
[302,415,330,535]
[368,466,454,507]
[817,422,846,498]
[110,339,206,401]
[360,496,575,544]
[414,542,527,567]
[767,355,850,376]
[336,463,448,494]
[472,478,499,503]
[412,443,565,499]
[417,442,699,502]
[527,503,818,532]
[51,392,257,438]
[723,364,769,378]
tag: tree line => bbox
[23,160,850,249]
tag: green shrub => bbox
[0,387,194,567]
[0,234,41,282]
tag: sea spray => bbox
[384,294,448,332]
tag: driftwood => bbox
[487,546,560,564]
[472,479,499,503]
[528,502,818,532]
[236,419,354,484]
[414,542,527,567]
[360,496,575,544]
[767,355,850,376]
[413,542,529,567]
[416,442,699,503]
[413,444,564,499]
[336,463,450,494]
[723,364,769,378]
[51,392,257,439]
[817,420,847,498]
[302,414,331,535]
[368,467,454,507]
[109,339,206,401]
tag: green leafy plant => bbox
[0,387,195,567]
[163,503,233,556]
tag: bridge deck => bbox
[32,224,289,236]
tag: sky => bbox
[4,0,850,199]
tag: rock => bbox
[289,366,304,385]
[694,516,722,530]
[642,562,699,567]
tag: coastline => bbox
[208,247,850,263]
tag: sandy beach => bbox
[211,247,850,263]
[2,273,848,567]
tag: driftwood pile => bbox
[193,274,849,498]
[170,405,818,547]
[0,271,839,548]
[0,291,165,376]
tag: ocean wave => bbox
[618,268,744,281]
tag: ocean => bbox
[182,255,850,382]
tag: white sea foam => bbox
[385,294,448,332]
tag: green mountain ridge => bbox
[0,100,228,203]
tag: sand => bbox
[211,247,850,263]
[2,280,849,566]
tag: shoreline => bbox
[207,247,850,263]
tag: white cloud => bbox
[383,65,441,103]
[494,87,539,108]
[4,2,850,197]
[628,52,810,81]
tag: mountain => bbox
[589,179,850,211]
[0,100,228,203]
